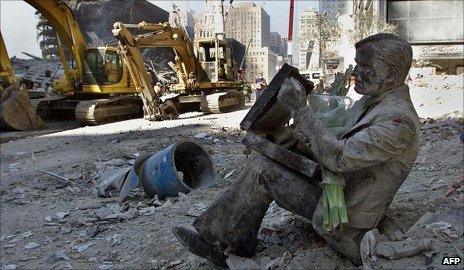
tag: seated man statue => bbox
[173,33,420,267]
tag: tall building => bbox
[35,0,169,58]
[281,37,288,58]
[170,9,195,39]
[298,9,318,71]
[269,32,282,55]
[319,0,350,16]
[225,2,270,48]
[385,0,463,74]
[225,2,276,81]
[246,47,278,83]
[194,2,215,39]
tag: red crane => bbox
[287,0,295,65]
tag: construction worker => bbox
[154,82,163,96]
[173,34,420,267]
[254,73,267,100]
[104,55,118,83]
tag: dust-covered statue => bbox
[173,33,420,267]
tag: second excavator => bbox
[111,1,246,119]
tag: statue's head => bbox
[353,33,412,96]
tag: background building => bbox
[194,2,215,39]
[269,32,282,55]
[297,9,318,71]
[246,47,278,82]
[385,0,463,74]
[170,8,195,39]
[35,0,169,59]
[225,2,270,48]
[221,2,276,81]
[319,0,350,16]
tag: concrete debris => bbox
[107,234,122,246]
[1,235,16,241]
[194,132,210,139]
[139,206,156,216]
[95,159,128,171]
[98,261,113,270]
[375,239,432,260]
[104,159,126,167]
[56,212,70,219]
[2,244,16,249]
[24,242,41,250]
[167,259,184,268]
[407,206,463,237]
[162,197,176,208]
[149,195,164,207]
[226,254,261,270]
[99,212,134,222]
[186,203,207,217]
[95,167,130,197]
[60,227,72,234]
[222,169,236,181]
[75,242,93,253]
[0,84,461,270]
[37,169,85,189]
[18,231,34,240]
[44,216,53,222]
[47,251,70,262]
[388,230,405,241]
[18,256,38,262]
[0,264,17,270]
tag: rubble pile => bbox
[0,109,462,269]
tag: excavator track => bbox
[75,96,142,125]
[204,90,246,114]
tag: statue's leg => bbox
[193,151,322,257]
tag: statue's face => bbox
[353,44,391,96]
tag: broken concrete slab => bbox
[226,254,261,270]
[375,238,432,260]
[23,242,41,250]
[47,251,70,262]
[407,205,463,237]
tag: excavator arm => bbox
[112,21,204,120]
[24,0,87,92]
[0,32,16,89]
[112,22,203,88]
[133,22,202,86]
[111,22,164,120]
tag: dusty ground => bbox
[1,80,463,269]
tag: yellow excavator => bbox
[0,0,162,130]
[112,21,245,118]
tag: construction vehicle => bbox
[1,0,164,130]
[0,32,45,130]
[2,0,244,130]
[111,5,245,118]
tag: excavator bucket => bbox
[0,84,45,131]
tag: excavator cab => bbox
[83,48,123,86]
[196,39,233,82]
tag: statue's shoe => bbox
[172,226,228,267]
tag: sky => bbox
[0,0,318,58]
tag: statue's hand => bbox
[277,78,308,116]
